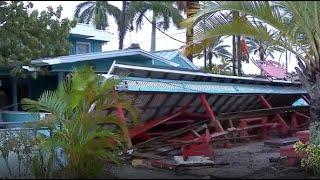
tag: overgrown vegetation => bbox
[201,59,233,75]
[0,129,36,178]
[294,141,320,176]
[0,1,76,76]
[0,66,139,178]
[23,66,139,178]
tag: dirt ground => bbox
[106,139,320,179]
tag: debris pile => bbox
[124,95,310,169]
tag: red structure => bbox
[280,130,310,166]
[107,62,310,167]
[258,95,290,136]
[125,93,310,161]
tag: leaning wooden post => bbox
[112,88,133,149]
[199,94,224,132]
[258,95,289,135]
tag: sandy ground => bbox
[2,138,316,178]
[107,140,319,179]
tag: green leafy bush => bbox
[294,141,320,175]
[21,66,139,178]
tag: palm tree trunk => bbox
[232,35,236,75]
[204,48,207,70]
[236,35,242,76]
[203,1,207,70]
[186,1,199,62]
[232,10,239,76]
[259,43,264,75]
[232,11,242,76]
[297,67,320,145]
[285,49,288,72]
[150,14,156,51]
[208,55,212,68]
[309,98,320,145]
[119,1,127,50]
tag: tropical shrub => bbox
[294,141,320,176]
[21,66,139,178]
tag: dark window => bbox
[76,42,91,54]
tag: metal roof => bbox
[152,49,199,70]
[107,63,307,124]
[120,92,305,124]
[70,23,110,42]
[31,49,179,67]
[111,63,302,86]
[116,76,305,94]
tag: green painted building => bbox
[0,23,198,113]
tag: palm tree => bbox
[194,37,232,69]
[74,1,135,50]
[174,1,200,62]
[246,28,285,75]
[246,28,285,62]
[74,1,117,30]
[181,1,320,145]
[203,58,233,75]
[178,2,240,74]
[131,1,183,51]
[22,66,139,178]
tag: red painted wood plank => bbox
[199,94,215,118]
[129,110,184,138]
[258,95,289,130]
[113,88,132,148]
[199,94,224,132]
[163,119,194,125]
[238,123,278,130]
[295,112,309,119]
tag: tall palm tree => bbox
[246,28,285,75]
[131,1,183,51]
[207,38,232,67]
[181,1,320,145]
[74,1,118,30]
[203,58,233,75]
[74,1,135,50]
[174,1,200,62]
[246,28,285,62]
[178,2,240,74]
[118,1,132,50]
[194,37,232,69]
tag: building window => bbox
[76,42,91,54]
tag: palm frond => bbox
[76,4,95,24]
[182,1,284,32]
[74,1,95,19]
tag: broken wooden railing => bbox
[125,94,310,165]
